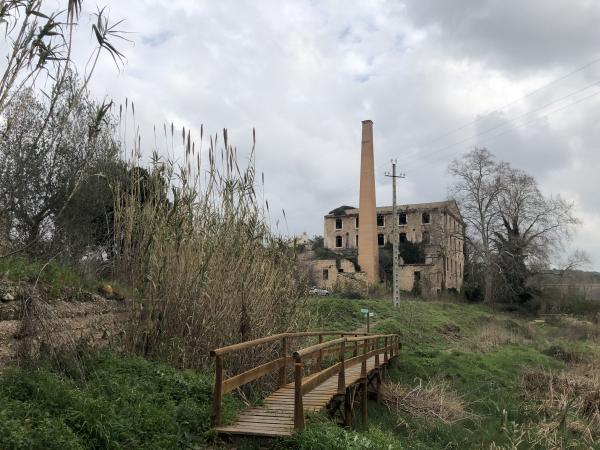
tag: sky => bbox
[71,0,600,270]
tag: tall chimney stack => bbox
[357,120,379,284]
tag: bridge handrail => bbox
[292,334,400,429]
[209,331,400,428]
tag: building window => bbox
[377,233,385,246]
[323,269,329,280]
[355,235,358,246]
[335,217,342,229]
[338,268,344,273]
[414,271,421,282]
[422,231,430,244]
[355,217,359,228]
[399,232,407,243]
[377,214,384,227]
[399,212,407,225]
[422,212,430,224]
[335,235,343,248]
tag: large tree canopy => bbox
[449,147,579,306]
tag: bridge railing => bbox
[209,331,400,428]
[292,334,400,430]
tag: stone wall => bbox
[0,280,130,369]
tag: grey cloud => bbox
[75,0,600,269]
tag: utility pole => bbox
[385,160,405,308]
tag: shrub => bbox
[113,129,308,372]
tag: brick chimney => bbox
[357,120,379,284]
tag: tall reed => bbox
[113,123,309,371]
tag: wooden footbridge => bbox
[210,331,401,437]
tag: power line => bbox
[403,78,600,168]
[405,86,600,171]
[418,54,600,148]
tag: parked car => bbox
[309,287,330,296]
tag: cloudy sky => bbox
[73,0,599,270]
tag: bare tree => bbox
[448,148,505,304]
[449,148,581,306]
[493,167,579,304]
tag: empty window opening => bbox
[335,235,343,248]
[399,232,407,243]
[335,217,342,229]
[422,231,430,244]
[355,217,359,228]
[414,271,421,282]
[377,214,385,227]
[378,233,385,246]
[322,269,329,280]
[422,212,430,224]
[338,268,344,273]
[355,235,359,246]
[399,212,407,225]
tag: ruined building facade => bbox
[323,200,465,295]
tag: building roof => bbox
[325,200,458,217]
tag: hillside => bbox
[0,288,598,449]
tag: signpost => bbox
[360,308,375,333]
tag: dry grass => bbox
[474,322,531,352]
[112,125,310,376]
[519,364,600,446]
[381,379,476,424]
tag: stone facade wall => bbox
[324,201,465,294]
[0,280,130,369]
[311,258,367,294]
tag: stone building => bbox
[310,258,367,293]
[322,200,465,296]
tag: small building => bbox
[311,258,367,293]
[322,200,465,296]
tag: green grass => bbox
[1,289,598,449]
[0,352,242,449]
[0,257,91,292]
[303,296,598,449]
[0,256,135,298]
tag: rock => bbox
[1,293,14,302]
[98,283,113,298]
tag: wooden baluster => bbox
[353,334,358,357]
[294,357,305,430]
[337,339,346,394]
[361,338,368,425]
[384,337,389,364]
[375,337,382,403]
[317,334,323,371]
[279,336,288,387]
[211,355,223,426]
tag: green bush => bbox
[0,352,242,449]
[280,414,401,450]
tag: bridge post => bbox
[211,355,223,426]
[293,359,305,430]
[317,334,323,371]
[279,336,288,387]
[361,338,368,426]
[344,387,353,428]
[337,340,346,394]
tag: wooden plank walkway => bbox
[216,352,384,437]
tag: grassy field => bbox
[1,293,598,449]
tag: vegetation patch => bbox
[0,352,242,449]
[381,378,475,425]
